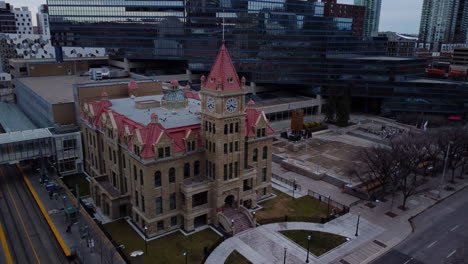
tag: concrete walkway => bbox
[27,171,125,264]
[205,213,384,264]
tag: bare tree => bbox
[389,136,432,210]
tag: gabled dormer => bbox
[184,129,198,152]
[154,131,172,159]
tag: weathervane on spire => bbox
[221,10,226,41]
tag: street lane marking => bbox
[446,250,456,258]
[18,165,72,257]
[0,222,13,264]
[450,225,459,232]
[0,169,41,264]
[427,241,438,248]
[403,258,413,264]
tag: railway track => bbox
[0,164,69,264]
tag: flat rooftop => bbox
[108,95,202,129]
[9,56,108,64]
[0,128,52,144]
[0,102,37,132]
[406,78,465,84]
[347,56,416,61]
[250,92,316,108]
[17,75,134,104]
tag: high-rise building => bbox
[419,0,468,51]
[322,0,366,36]
[37,4,49,35]
[13,6,33,35]
[354,0,382,37]
[48,0,385,87]
[0,1,15,33]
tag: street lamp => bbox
[306,235,311,263]
[283,247,287,264]
[438,141,453,198]
[355,213,360,236]
[292,178,296,200]
[327,195,331,217]
[183,251,188,264]
[144,226,148,254]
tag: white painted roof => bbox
[108,95,202,129]
[0,128,52,144]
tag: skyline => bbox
[14,0,424,34]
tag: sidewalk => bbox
[272,162,360,207]
[329,177,468,264]
[26,171,124,264]
[205,214,384,264]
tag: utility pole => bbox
[438,141,452,198]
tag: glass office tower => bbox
[48,0,386,85]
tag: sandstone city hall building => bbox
[80,43,274,236]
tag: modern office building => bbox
[47,0,468,116]
[321,0,365,36]
[48,0,386,85]
[80,44,273,236]
[13,6,33,35]
[419,0,468,51]
[354,0,382,37]
[37,4,50,35]
[378,32,417,57]
[0,1,15,33]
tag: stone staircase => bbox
[223,207,252,234]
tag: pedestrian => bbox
[49,190,53,199]
[66,224,71,233]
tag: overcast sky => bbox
[15,0,424,34]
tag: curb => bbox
[408,185,468,233]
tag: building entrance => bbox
[224,195,235,209]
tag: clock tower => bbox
[200,42,247,218]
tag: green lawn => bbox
[279,230,347,256]
[62,173,90,196]
[104,220,222,264]
[256,189,329,224]
[225,250,252,264]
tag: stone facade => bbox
[80,45,273,236]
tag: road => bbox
[372,187,468,264]
[0,164,69,264]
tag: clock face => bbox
[225,98,238,113]
[206,97,215,112]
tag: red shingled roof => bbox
[245,108,274,138]
[204,43,242,91]
[184,91,201,100]
[88,100,112,128]
[140,122,165,158]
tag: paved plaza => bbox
[205,213,384,264]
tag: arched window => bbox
[140,169,144,185]
[133,165,137,180]
[194,161,200,176]
[263,146,268,160]
[184,163,190,178]
[253,148,258,162]
[169,168,176,183]
[154,171,161,187]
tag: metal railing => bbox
[272,174,302,192]
[307,189,350,214]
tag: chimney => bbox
[150,113,159,123]
[201,75,206,89]
[101,91,108,100]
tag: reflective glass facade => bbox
[48,0,386,86]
